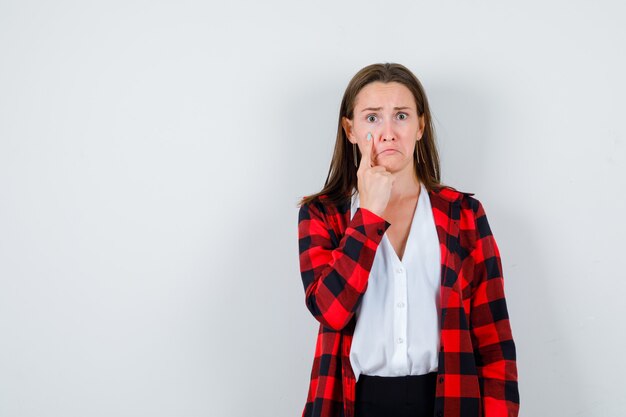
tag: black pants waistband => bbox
[355,372,437,414]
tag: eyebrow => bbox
[361,106,412,112]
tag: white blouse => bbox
[348,182,442,382]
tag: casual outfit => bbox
[297,185,519,417]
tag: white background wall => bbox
[1,1,624,416]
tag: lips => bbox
[378,149,397,156]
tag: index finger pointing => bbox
[360,132,374,169]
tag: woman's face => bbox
[342,81,425,171]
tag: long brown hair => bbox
[297,62,457,208]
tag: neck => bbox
[388,166,421,204]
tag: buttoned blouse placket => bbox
[389,221,411,372]
[349,185,426,377]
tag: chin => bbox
[380,162,399,171]
[381,160,410,173]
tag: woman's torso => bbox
[348,182,442,382]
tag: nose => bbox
[378,120,395,141]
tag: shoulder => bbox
[431,184,476,206]
[430,184,486,224]
[299,194,331,215]
[299,193,350,216]
[451,189,494,238]
[298,194,349,227]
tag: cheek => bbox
[354,119,371,131]
[404,141,418,155]
[352,122,373,140]
[401,122,419,133]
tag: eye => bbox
[397,112,408,120]
[366,114,377,123]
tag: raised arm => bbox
[298,200,390,331]
[469,199,520,417]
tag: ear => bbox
[417,114,426,140]
[341,116,356,144]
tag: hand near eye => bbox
[357,132,394,218]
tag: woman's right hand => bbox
[357,132,395,218]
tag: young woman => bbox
[296,63,519,417]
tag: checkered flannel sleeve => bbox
[298,201,391,331]
[469,200,520,417]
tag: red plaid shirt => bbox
[297,186,519,417]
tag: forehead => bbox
[355,81,414,108]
